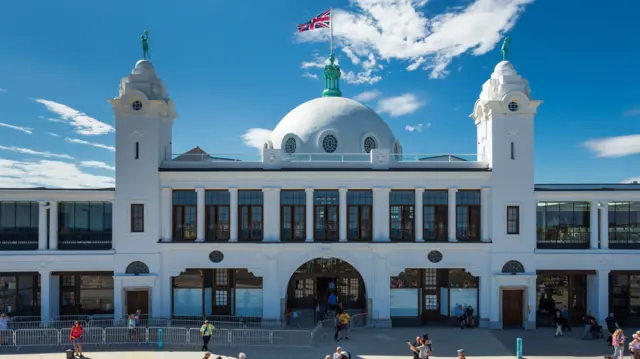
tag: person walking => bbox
[200,320,215,352]
[553,311,567,337]
[69,321,84,358]
[612,328,626,359]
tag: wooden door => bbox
[502,289,524,327]
[213,269,231,315]
[126,290,149,316]
[421,269,440,322]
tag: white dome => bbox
[268,97,399,155]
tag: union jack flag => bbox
[298,9,331,32]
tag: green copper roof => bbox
[322,54,342,97]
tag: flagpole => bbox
[329,7,333,55]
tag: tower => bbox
[108,60,178,253]
[470,60,542,253]
[322,54,342,97]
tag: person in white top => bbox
[333,346,350,359]
[408,337,431,359]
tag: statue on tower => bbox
[501,36,512,61]
[141,30,151,59]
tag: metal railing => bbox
[536,231,590,249]
[0,327,315,348]
[5,318,287,331]
[169,152,485,163]
[0,233,39,250]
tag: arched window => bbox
[363,136,377,153]
[501,260,525,274]
[125,261,150,275]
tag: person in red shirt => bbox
[70,321,84,357]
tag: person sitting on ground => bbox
[464,306,475,328]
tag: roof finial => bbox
[322,54,342,97]
[141,30,151,59]
[501,35,511,62]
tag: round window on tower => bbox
[322,135,338,153]
[363,136,377,153]
[132,100,143,111]
[284,137,297,154]
[508,101,519,112]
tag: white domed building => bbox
[0,49,639,341]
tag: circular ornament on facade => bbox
[125,261,150,275]
[209,250,224,263]
[427,250,443,263]
[508,101,519,112]
[132,100,143,111]
[284,137,297,154]
[322,134,338,153]
[363,136,377,153]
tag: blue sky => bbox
[0,0,638,188]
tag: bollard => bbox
[516,337,522,359]
[158,328,164,350]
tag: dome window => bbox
[284,137,297,154]
[363,136,377,153]
[322,134,338,153]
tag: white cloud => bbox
[242,128,273,150]
[65,137,115,152]
[405,122,431,132]
[377,93,424,117]
[48,133,60,137]
[35,99,114,136]
[584,134,640,157]
[0,145,74,160]
[622,177,640,184]
[296,0,532,79]
[79,160,115,171]
[623,109,640,117]
[302,72,319,80]
[0,159,114,188]
[353,90,381,102]
[0,122,33,134]
[342,46,361,65]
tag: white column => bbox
[262,258,280,321]
[596,270,609,324]
[305,188,314,242]
[262,188,280,242]
[38,202,48,250]
[599,203,609,249]
[448,188,458,242]
[113,277,123,319]
[589,201,599,249]
[339,188,348,242]
[229,188,238,242]
[39,270,51,322]
[49,201,58,250]
[477,267,491,328]
[414,188,424,242]
[373,188,390,242]
[161,188,172,242]
[526,277,537,328]
[373,256,391,327]
[196,188,205,242]
[480,188,490,242]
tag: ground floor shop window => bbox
[389,269,478,322]
[536,272,587,325]
[172,268,263,317]
[0,273,40,316]
[59,273,114,315]
[610,272,640,325]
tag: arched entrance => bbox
[286,258,367,310]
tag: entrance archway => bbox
[286,258,367,310]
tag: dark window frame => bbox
[0,201,39,250]
[536,201,590,249]
[58,202,113,250]
[507,206,520,235]
[0,273,40,316]
[280,190,306,242]
[238,190,263,242]
[456,190,481,241]
[205,190,230,241]
[313,190,339,241]
[423,190,448,241]
[130,204,144,233]
[172,190,197,241]
[390,190,415,241]
[346,190,373,241]
[59,273,114,316]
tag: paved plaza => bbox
[0,327,618,359]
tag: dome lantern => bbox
[322,54,342,97]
